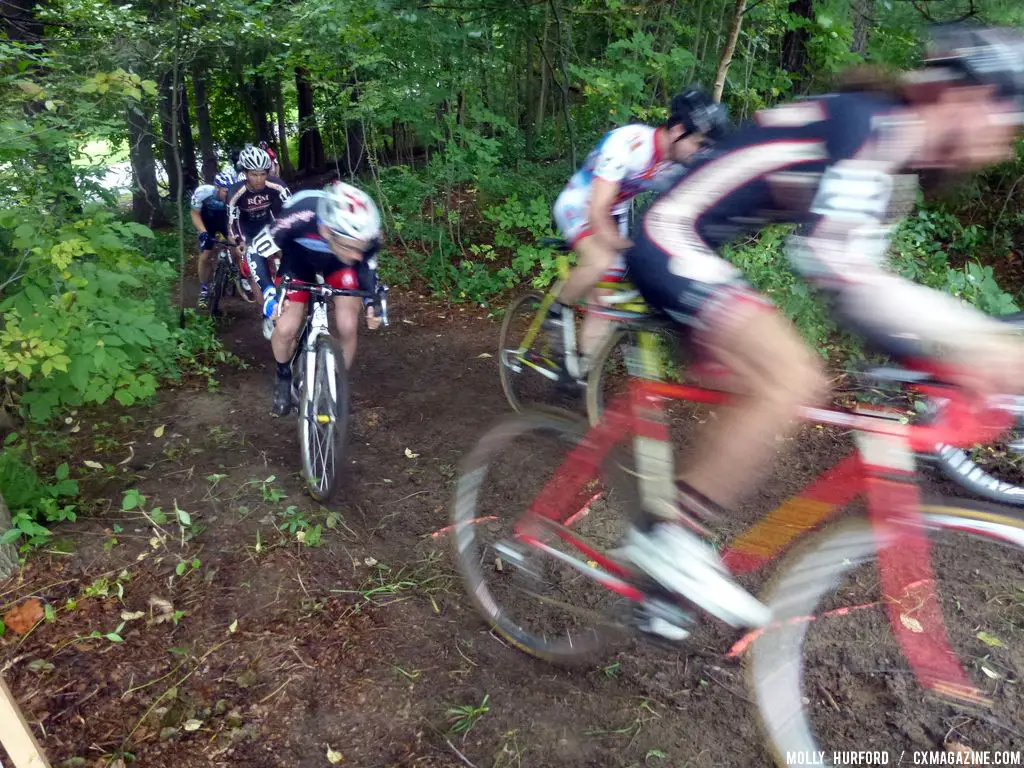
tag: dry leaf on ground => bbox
[3,599,44,634]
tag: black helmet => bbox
[923,24,1024,103]
[669,86,729,141]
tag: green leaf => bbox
[121,489,144,511]
[976,631,1004,648]
[44,603,56,623]
[0,528,23,545]
[176,506,191,526]
[55,463,69,481]
[150,506,168,525]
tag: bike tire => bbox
[929,314,1024,505]
[208,260,227,317]
[585,324,684,425]
[746,499,1024,764]
[452,409,634,665]
[298,336,350,502]
[498,291,583,414]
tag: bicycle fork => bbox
[857,428,989,707]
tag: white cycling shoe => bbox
[621,522,771,628]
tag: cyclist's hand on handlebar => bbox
[198,231,212,250]
[366,305,382,330]
[262,286,279,320]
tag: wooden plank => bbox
[0,676,51,768]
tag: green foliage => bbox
[0,437,79,546]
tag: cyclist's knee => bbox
[333,299,360,339]
[575,238,615,274]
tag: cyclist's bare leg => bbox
[674,308,827,511]
[579,287,614,361]
[558,237,615,305]
[198,250,213,283]
[271,299,306,364]
[332,295,362,370]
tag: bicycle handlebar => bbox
[275,275,390,328]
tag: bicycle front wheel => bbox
[452,409,636,664]
[298,336,350,501]
[498,291,585,414]
[747,499,1024,764]
[208,259,227,317]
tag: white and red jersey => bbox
[565,124,674,202]
[554,124,677,246]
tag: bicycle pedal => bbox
[631,597,696,646]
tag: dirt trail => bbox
[1,286,1021,767]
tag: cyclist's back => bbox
[190,183,229,237]
[633,89,906,313]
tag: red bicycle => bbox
[451,333,1024,761]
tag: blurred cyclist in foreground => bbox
[617,24,1024,632]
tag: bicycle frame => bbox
[511,332,1016,705]
[505,253,652,382]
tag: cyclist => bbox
[259,140,282,177]
[547,86,729,377]
[227,145,291,293]
[258,182,384,416]
[190,170,237,309]
[618,24,1024,632]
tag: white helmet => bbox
[316,182,382,241]
[238,145,272,172]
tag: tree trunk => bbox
[177,80,199,193]
[781,0,813,90]
[524,35,535,158]
[548,0,576,168]
[0,492,16,580]
[192,65,218,182]
[712,0,747,103]
[157,72,181,200]
[127,100,166,226]
[851,0,875,56]
[535,18,549,145]
[274,79,293,176]
[295,66,325,173]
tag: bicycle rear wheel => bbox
[747,499,1024,764]
[208,259,227,317]
[298,336,350,501]
[452,409,637,664]
[498,292,585,414]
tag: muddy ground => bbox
[1,280,1022,768]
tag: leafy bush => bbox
[0,436,78,545]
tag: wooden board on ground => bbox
[0,676,51,768]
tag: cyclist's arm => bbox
[355,246,382,329]
[190,208,206,235]
[789,116,1008,368]
[589,128,639,251]
[189,186,212,236]
[268,179,291,218]
[226,185,244,244]
[588,178,631,251]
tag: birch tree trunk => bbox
[712,0,747,103]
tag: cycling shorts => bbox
[276,249,373,304]
[553,185,630,281]
[625,236,772,349]
[553,184,631,248]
